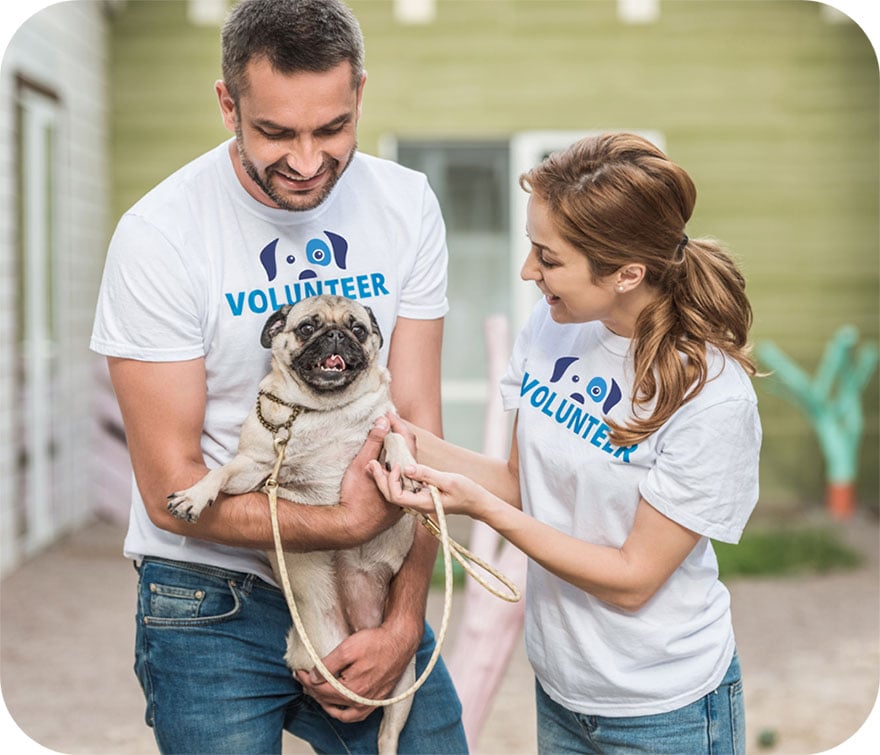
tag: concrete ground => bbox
[1,514,878,755]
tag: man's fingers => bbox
[353,416,391,463]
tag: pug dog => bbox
[167,294,418,755]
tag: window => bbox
[389,130,664,449]
[393,140,511,449]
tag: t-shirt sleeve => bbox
[90,213,205,361]
[396,178,449,320]
[639,397,762,544]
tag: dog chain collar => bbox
[256,390,305,439]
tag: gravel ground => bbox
[1,515,877,755]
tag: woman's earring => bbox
[617,285,625,293]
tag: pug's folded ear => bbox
[364,305,384,350]
[261,306,291,348]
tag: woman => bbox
[370,132,761,753]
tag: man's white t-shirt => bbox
[499,300,761,717]
[90,140,448,585]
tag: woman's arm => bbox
[370,432,700,613]
[396,415,522,510]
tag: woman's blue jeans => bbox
[134,557,467,754]
[535,653,745,754]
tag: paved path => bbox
[1,516,877,754]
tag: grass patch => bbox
[432,525,864,587]
[714,526,863,579]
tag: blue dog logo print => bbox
[258,231,349,282]
[549,356,622,415]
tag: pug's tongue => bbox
[321,354,346,371]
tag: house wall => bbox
[0,1,110,573]
[352,0,880,510]
[106,0,878,512]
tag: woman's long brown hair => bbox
[520,132,756,445]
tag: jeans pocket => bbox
[727,677,746,755]
[139,564,244,627]
[149,583,205,619]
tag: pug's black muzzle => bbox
[292,329,368,392]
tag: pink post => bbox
[445,316,528,748]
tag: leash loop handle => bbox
[412,513,521,603]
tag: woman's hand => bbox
[368,460,497,521]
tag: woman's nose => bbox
[520,251,540,282]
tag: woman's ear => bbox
[614,263,647,293]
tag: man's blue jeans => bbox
[535,652,745,754]
[134,557,467,754]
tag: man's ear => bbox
[355,72,367,121]
[215,80,237,134]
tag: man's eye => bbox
[318,126,344,138]
[258,128,286,140]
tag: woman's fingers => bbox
[368,460,436,512]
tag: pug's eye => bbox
[295,322,315,339]
[351,322,367,341]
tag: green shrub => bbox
[715,526,863,578]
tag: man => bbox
[90,0,467,752]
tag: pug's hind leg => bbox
[377,655,416,755]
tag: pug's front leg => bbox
[379,432,421,493]
[167,453,267,522]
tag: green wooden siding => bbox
[109,0,879,510]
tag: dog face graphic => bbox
[549,356,622,415]
[259,231,349,283]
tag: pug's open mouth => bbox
[294,340,365,392]
[320,354,346,372]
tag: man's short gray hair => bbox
[221,0,364,101]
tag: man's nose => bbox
[286,138,323,178]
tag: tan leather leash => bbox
[264,413,520,708]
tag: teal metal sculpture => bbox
[757,326,878,518]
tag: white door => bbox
[14,82,61,557]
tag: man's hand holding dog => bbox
[337,415,407,540]
[295,620,418,721]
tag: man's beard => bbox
[235,124,356,212]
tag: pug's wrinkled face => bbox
[261,296,384,394]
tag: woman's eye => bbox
[534,246,557,268]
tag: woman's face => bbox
[521,194,623,330]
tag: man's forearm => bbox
[170,489,370,552]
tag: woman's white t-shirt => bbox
[499,300,761,717]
